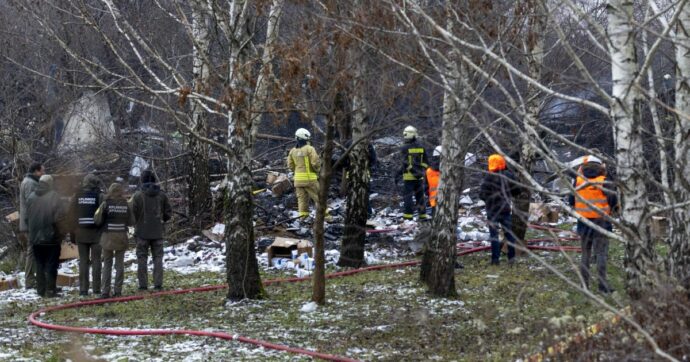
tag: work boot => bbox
[79,291,89,297]
[46,291,62,298]
[490,259,500,266]
[598,284,614,294]
[100,293,111,299]
[454,261,464,269]
[507,258,516,267]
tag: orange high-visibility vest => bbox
[575,175,610,219]
[426,168,440,207]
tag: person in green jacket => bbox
[95,182,133,298]
[130,170,171,291]
[18,162,44,289]
[25,175,66,298]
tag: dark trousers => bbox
[102,249,125,296]
[136,238,164,289]
[78,243,102,294]
[403,180,426,219]
[580,224,610,290]
[33,244,60,297]
[489,213,516,262]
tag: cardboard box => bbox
[5,211,19,223]
[0,276,19,291]
[271,177,292,197]
[59,242,79,261]
[266,237,313,265]
[529,203,560,224]
[57,273,79,287]
[650,216,670,240]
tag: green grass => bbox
[4,240,626,361]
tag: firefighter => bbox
[569,156,618,294]
[287,128,321,218]
[398,126,429,221]
[426,145,442,217]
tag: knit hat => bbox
[488,154,506,172]
[39,174,54,188]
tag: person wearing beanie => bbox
[479,154,519,265]
[25,174,66,297]
[68,173,105,296]
[95,182,133,298]
[130,170,171,291]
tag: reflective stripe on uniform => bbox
[402,213,414,219]
[293,155,318,182]
[575,175,610,219]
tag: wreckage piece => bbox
[266,237,313,265]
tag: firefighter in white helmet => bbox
[287,128,321,218]
[398,126,429,220]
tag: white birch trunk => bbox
[224,0,264,300]
[513,0,547,245]
[340,58,369,268]
[671,2,690,291]
[419,13,469,295]
[250,0,284,139]
[187,0,211,227]
[608,0,657,297]
[642,12,672,206]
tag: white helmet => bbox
[295,128,311,140]
[403,126,418,140]
[433,145,442,157]
[584,155,602,165]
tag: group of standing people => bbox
[394,125,619,293]
[286,124,617,294]
[18,165,171,298]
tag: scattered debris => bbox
[529,203,561,224]
[59,242,79,261]
[57,273,79,287]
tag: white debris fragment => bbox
[211,223,225,235]
[300,301,318,313]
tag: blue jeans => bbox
[489,213,516,262]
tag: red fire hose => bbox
[29,226,581,362]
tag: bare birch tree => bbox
[670,1,690,291]
[187,0,212,230]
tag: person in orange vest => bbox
[568,156,618,294]
[425,145,442,217]
[479,154,519,265]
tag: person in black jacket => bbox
[68,173,105,296]
[130,170,172,291]
[398,126,429,221]
[568,157,619,294]
[479,154,518,265]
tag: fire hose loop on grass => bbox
[29,225,580,362]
